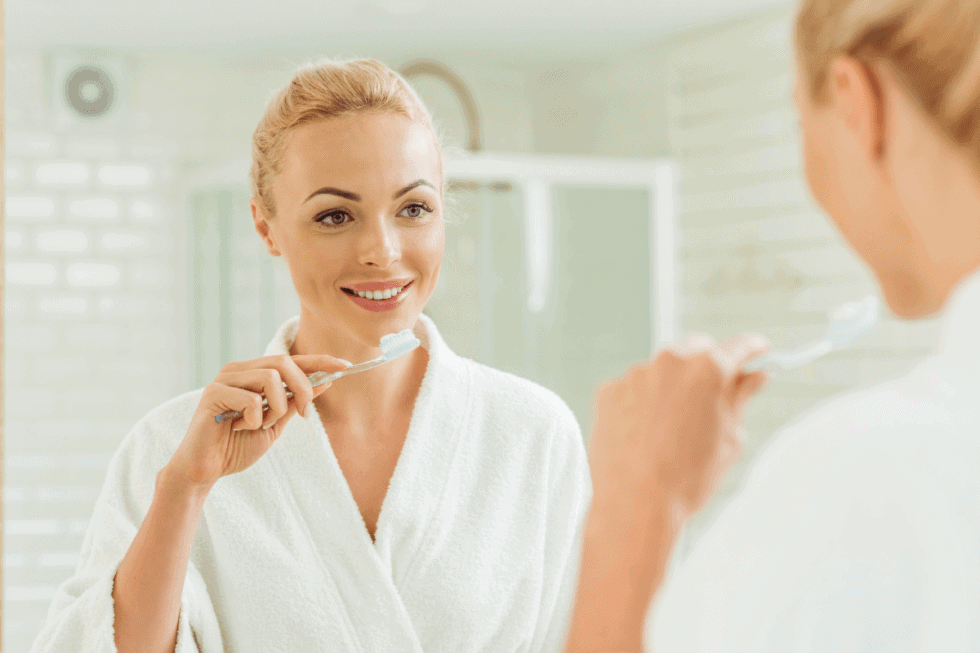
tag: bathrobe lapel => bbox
[264,315,469,651]
[372,315,472,587]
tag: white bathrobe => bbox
[648,270,980,652]
[31,314,592,653]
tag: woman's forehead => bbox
[278,114,441,201]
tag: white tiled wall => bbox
[4,52,189,648]
[4,145,184,647]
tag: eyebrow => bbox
[302,179,436,204]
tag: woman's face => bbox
[254,111,445,348]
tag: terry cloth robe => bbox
[648,269,980,652]
[31,313,592,653]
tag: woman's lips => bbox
[345,280,412,313]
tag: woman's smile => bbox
[341,279,414,312]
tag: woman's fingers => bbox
[215,354,348,422]
[268,357,317,420]
[285,356,348,417]
[265,401,299,440]
[207,384,267,431]
[311,381,332,400]
[732,370,768,411]
[214,368,290,428]
[714,335,769,411]
[716,334,769,376]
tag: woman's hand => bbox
[589,333,769,519]
[565,334,769,653]
[167,354,351,490]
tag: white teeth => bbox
[352,285,406,300]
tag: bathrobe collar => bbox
[257,313,471,653]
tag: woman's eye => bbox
[317,211,352,226]
[399,203,432,219]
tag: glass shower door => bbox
[425,181,655,437]
[538,186,652,435]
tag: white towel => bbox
[31,314,592,653]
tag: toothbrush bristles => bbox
[380,329,421,360]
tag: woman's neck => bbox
[288,314,428,437]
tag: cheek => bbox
[801,122,913,291]
[419,222,445,270]
[412,222,445,295]
[801,127,834,215]
[279,232,342,293]
[801,122,868,243]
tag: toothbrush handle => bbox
[744,340,834,373]
[319,357,387,381]
[213,369,334,424]
[213,359,387,424]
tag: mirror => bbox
[4,1,942,649]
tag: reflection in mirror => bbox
[5,1,947,650]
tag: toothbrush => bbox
[214,329,422,423]
[743,295,880,373]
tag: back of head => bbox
[250,58,438,218]
[796,0,980,170]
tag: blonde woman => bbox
[31,59,591,653]
[567,0,980,651]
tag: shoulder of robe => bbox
[460,359,583,443]
[745,361,972,496]
[128,387,204,444]
[110,389,205,477]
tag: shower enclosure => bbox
[187,152,677,437]
[431,152,677,435]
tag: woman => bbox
[567,0,980,651]
[31,59,591,653]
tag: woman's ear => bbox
[827,56,888,164]
[251,198,281,257]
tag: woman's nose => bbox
[357,218,400,268]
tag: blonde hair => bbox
[249,58,439,218]
[795,0,980,166]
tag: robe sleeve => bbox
[29,400,224,653]
[528,404,593,653]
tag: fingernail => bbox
[301,402,311,418]
[338,359,353,368]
